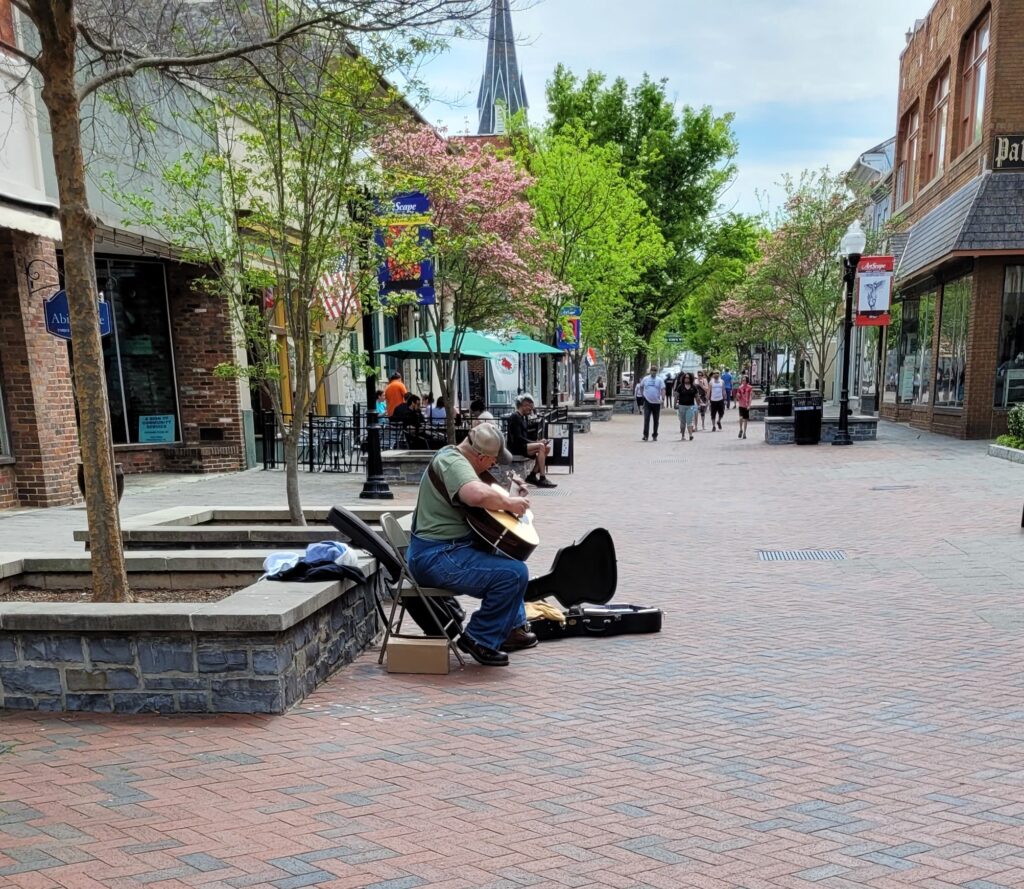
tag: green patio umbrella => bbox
[377,328,504,360]
[503,333,563,355]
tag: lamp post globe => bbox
[834,220,866,446]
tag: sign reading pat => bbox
[993,135,1024,171]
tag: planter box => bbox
[568,404,614,422]
[74,505,410,551]
[0,553,380,714]
[613,396,638,414]
[381,450,532,485]
[565,412,592,434]
[988,443,1024,464]
[765,416,879,445]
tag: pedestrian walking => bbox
[722,367,734,409]
[708,370,726,431]
[674,372,699,441]
[640,365,665,441]
[634,379,644,414]
[695,370,710,430]
[736,374,753,439]
[595,376,606,403]
[663,371,674,407]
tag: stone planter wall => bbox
[0,559,380,714]
[988,444,1024,464]
[612,397,638,415]
[382,450,532,485]
[565,412,592,434]
[765,416,879,445]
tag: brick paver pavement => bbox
[3,413,1024,889]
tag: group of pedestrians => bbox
[636,364,753,442]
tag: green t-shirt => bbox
[413,446,480,541]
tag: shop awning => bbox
[0,200,61,241]
[896,171,1024,282]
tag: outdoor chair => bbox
[378,512,466,668]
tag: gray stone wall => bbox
[765,417,879,445]
[0,578,379,715]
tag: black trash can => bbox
[766,389,793,417]
[792,389,823,445]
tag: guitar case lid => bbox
[326,506,403,585]
[526,527,617,608]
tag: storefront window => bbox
[912,292,936,406]
[0,380,10,458]
[858,326,880,402]
[934,276,970,408]
[994,266,1024,408]
[97,258,180,445]
[883,302,903,403]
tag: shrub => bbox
[1008,403,1024,439]
[996,434,1024,451]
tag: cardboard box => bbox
[386,637,451,675]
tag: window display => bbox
[0,381,10,458]
[934,276,970,408]
[96,258,181,445]
[994,266,1024,408]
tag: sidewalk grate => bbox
[758,549,847,562]
[527,488,571,497]
[871,485,917,491]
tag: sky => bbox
[413,0,936,217]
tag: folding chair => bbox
[378,513,466,667]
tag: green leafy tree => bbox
[546,66,738,374]
[12,0,489,601]
[120,41,398,524]
[516,124,667,400]
[722,170,869,393]
[374,125,559,443]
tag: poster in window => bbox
[138,414,176,443]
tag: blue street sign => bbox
[43,290,112,340]
[560,305,582,317]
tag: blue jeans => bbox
[407,534,528,651]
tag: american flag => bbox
[314,263,361,323]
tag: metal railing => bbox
[259,406,563,473]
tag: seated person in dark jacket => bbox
[506,393,556,488]
[394,393,446,449]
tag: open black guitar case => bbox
[525,527,662,641]
[326,508,660,642]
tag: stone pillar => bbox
[0,229,79,507]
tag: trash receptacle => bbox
[767,389,793,417]
[792,389,823,445]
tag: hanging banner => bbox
[556,305,581,350]
[855,255,894,327]
[490,352,520,391]
[375,191,435,305]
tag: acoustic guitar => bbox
[427,463,539,561]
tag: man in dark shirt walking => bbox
[506,394,556,488]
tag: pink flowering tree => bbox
[375,125,560,442]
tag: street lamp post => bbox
[834,219,867,447]
[359,310,394,500]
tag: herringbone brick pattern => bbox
[3,416,1024,888]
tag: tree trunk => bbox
[282,426,306,525]
[34,0,130,602]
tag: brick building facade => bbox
[883,0,1024,438]
[0,228,247,509]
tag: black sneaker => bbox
[641,436,648,442]
[525,472,540,485]
[457,635,509,666]
[652,435,658,441]
[535,476,557,488]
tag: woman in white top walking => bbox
[708,370,726,431]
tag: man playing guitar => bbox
[407,423,538,666]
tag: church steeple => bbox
[476,0,528,135]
